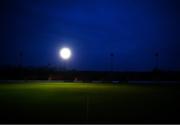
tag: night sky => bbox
[1,0,180,71]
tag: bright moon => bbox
[59,47,72,60]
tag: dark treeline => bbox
[0,66,180,81]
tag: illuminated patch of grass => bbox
[0,82,179,123]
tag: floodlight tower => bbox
[110,52,114,72]
[59,47,72,71]
[155,52,159,71]
[18,51,23,68]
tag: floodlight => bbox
[59,47,71,60]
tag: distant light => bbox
[59,47,71,60]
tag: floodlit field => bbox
[0,82,179,123]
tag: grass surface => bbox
[0,82,179,123]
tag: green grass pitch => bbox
[0,82,179,123]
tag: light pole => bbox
[59,47,72,71]
[155,52,159,71]
[18,51,23,68]
[110,52,114,72]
